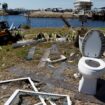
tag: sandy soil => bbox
[0,42,105,104]
[0,59,105,104]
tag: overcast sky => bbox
[0,0,105,9]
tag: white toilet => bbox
[78,29,105,95]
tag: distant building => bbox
[74,0,93,11]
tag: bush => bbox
[21,24,30,29]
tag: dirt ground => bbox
[0,42,105,105]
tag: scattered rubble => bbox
[50,44,60,55]
[56,37,67,42]
[73,73,81,79]
[12,40,38,48]
[47,55,67,63]
[1,29,105,105]
[34,32,69,42]
[47,62,69,79]
[0,77,72,105]
[5,89,72,105]
[34,32,46,41]
[69,53,76,60]
[0,21,22,45]
[46,44,67,63]
[0,77,46,105]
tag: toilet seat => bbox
[82,30,105,58]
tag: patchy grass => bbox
[22,27,71,36]
[0,27,105,105]
[0,42,78,72]
[97,27,105,33]
[0,27,104,71]
[21,27,105,41]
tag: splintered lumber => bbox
[26,47,36,60]
[38,48,50,68]
[12,39,43,48]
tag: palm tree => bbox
[2,3,8,11]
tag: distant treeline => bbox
[6,10,23,15]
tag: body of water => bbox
[67,19,105,28]
[0,15,105,28]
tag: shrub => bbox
[21,24,30,29]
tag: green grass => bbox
[96,27,105,33]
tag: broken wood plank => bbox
[12,39,43,48]
[37,48,50,68]
[26,47,36,60]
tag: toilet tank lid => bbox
[82,30,105,58]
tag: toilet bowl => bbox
[78,57,105,78]
[78,30,105,95]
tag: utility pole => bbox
[26,10,31,27]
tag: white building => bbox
[74,0,93,11]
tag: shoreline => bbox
[0,12,78,19]
[1,11,105,21]
[24,11,78,19]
